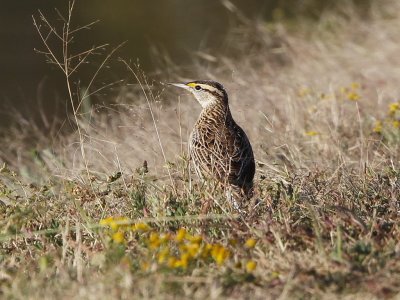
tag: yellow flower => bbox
[132,222,151,232]
[351,82,361,90]
[211,244,230,265]
[159,233,171,244]
[100,216,113,226]
[373,121,382,133]
[245,260,257,272]
[157,247,170,264]
[178,243,188,252]
[166,254,189,269]
[149,232,159,242]
[100,216,118,230]
[347,91,360,101]
[177,253,190,269]
[392,120,400,128]
[149,232,161,249]
[175,228,187,243]
[185,243,200,257]
[305,131,319,137]
[112,231,125,244]
[201,243,213,258]
[389,102,400,115]
[100,216,130,231]
[271,271,280,278]
[245,238,257,249]
[167,257,178,268]
[186,235,202,244]
[173,260,185,269]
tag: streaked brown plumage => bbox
[169,80,255,203]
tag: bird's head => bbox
[168,80,228,108]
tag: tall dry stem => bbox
[32,0,121,182]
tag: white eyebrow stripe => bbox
[198,84,224,96]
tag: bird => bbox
[168,80,255,208]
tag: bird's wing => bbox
[226,124,255,187]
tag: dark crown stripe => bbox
[202,88,224,99]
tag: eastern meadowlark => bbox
[169,80,255,206]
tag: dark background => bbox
[0,0,371,130]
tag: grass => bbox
[1,1,400,299]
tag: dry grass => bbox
[1,1,400,299]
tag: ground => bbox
[1,1,400,299]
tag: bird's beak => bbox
[166,82,191,91]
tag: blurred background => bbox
[0,0,371,130]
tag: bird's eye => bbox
[195,85,201,90]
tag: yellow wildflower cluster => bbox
[339,82,361,101]
[373,121,383,133]
[297,82,362,102]
[143,227,231,269]
[99,217,258,273]
[100,216,151,244]
[298,82,365,138]
[245,260,257,272]
[245,238,257,248]
[389,102,400,115]
[373,101,400,134]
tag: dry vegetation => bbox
[1,1,400,299]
